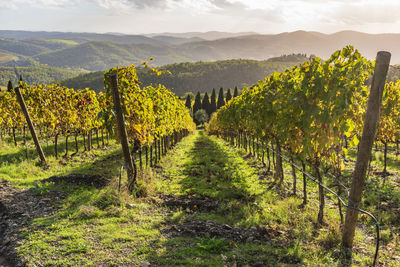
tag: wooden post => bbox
[342,51,391,249]
[15,86,47,166]
[139,148,142,170]
[154,140,158,165]
[145,146,148,167]
[109,73,137,192]
[150,144,153,167]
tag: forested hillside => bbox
[34,41,190,71]
[0,66,83,86]
[0,38,50,56]
[61,55,307,95]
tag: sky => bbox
[1,0,400,34]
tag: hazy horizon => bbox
[3,29,400,36]
[1,0,400,35]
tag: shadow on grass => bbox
[0,143,124,266]
[146,236,300,266]
[179,131,254,200]
[0,134,108,165]
[348,146,400,177]
[142,131,302,265]
[1,131,304,265]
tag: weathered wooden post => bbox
[15,85,47,166]
[109,73,137,192]
[342,51,391,251]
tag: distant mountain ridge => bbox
[145,31,259,40]
[1,30,400,72]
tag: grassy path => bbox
[1,130,396,266]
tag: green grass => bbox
[0,133,122,188]
[0,51,17,63]
[1,130,399,266]
[45,39,78,46]
[344,145,400,228]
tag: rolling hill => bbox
[0,38,50,56]
[1,30,400,73]
[34,41,191,71]
[21,38,78,50]
[61,55,308,95]
[179,30,400,63]
[0,30,169,45]
[146,31,258,40]
[151,35,205,45]
[0,51,18,63]
[0,66,83,86]
[38,30,400,72]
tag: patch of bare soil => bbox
[0,202,9,267]
[154,193,291,247]
[154,192,292,246]
[157,194,220,212]
[159,217,300,265]
[0,180,67,267]
[41,174,109,188]
[162,218,284,244]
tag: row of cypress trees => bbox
[185,86,239,122]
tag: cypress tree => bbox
[193,92,202,115]
[202,92,211,117]
[233,86,239,98]
[185,94,192,111]
[7,80,13,92]
[226,88,232,103]
[217,87,225,109]
[210,88,217,114]
[19,75,23,82]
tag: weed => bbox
[74,205,102,219]
[196,235,229,253]
[33,182,51,196]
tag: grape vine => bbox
[206,46,374,224]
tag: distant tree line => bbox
[267,53,309,62]
[60,57,308,95]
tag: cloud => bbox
[209,0,247,9]
[329,2,400,24]
[200,0,284,23]
[94,0,173,10]
[288,0,400,25]
[128,0,169,9]
[2,0,400,34]
[0,0,174,10]
[0,0,17,9]
[0,0,80,9]
[251,0,400,27]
